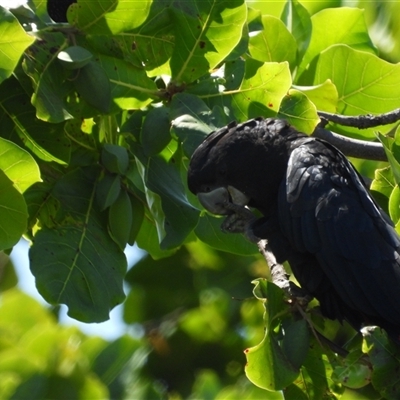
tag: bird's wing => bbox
[279,138,400,326]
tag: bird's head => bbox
[187,118,291,216]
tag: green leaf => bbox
[127,193,144,246]
[96,54,157,111]
[332,350,372,389]
[281,0,312,59]
[108,189,132,249]
[377,131,400,184]
[170,0,247,83]
[248,15,297,68]
[0,77,71,164]
[0,138,41,193]
[95,173,121,212]
[389,185,400,233]
[293,80,338,113]
[91,335,140,385]
[0,289,56,336]
[57,46,93,70]
[245,332,299,391]
[68,0,152,35]
[362,327,400,399]
[146,154,199,250]
[288,337,340,398]
[315,45,400,138]
[104,0,174,76]
[245,281,299,391]
[141,107,171,156]
[73,61,111,114]
[170,93,218,157]
[29,168,126,322]
[277,89,320,134]
[371,166,395,200]
[298,7,375,81]
[195,214,258,256]
[0,6,35,84]
[0,170,27,250]
[135,213,176,259]
[281,319,310,370]
[101,144,129,175]
[231,59,292,121]
[22,32,74,123]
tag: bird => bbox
[187,117,400,340]
[47,0,77,22]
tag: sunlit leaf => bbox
[0,7,35,84]
[68,0,152,35]
[231,60,292,121]
[0,138,41,193]
[315,45,400,138]
[293,80,338,113]
[97,54,158,111]
[277,89,320,134]
[298,7,375,82]
[281,0,311,58]
[170,0,247,83]
[249,15,297,68]
[0,170,27,250]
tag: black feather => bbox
[188,117,400,340]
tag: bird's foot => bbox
[220,202,260,243]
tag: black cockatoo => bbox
[187,117,400,340]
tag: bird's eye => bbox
[202,185,212,192]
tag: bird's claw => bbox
[220,202,260,243]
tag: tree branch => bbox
[256,239,310,300]
[312,127,387,162]
[318,109,400,129]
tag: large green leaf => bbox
[170,0,247,83]
[248,15,297,68]
[0,137,41,193]
[297,7,375,82]
[0,170,28,251]
[231,59,292,121]
[315,45,400,138]
[68,0,152,35]
[0,6,35,84]
[29,168,126,322]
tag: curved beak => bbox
[197,186,250,215]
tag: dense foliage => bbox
[1,0,400,398]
